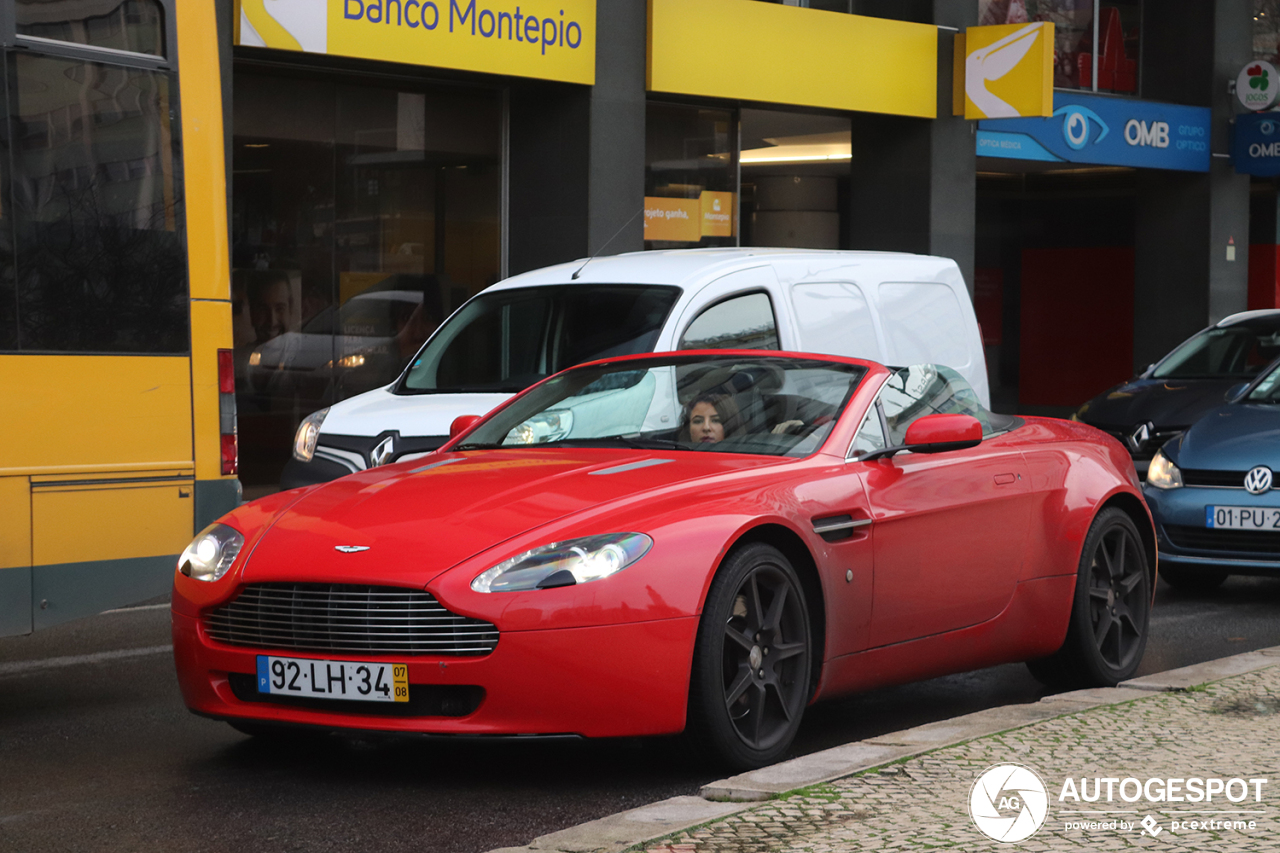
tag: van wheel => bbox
[687,543,812,771]
[1027,508,1151,689]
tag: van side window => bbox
[878,283,970,369]
[679,292,779,350]
[791,283,881,362]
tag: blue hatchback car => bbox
[1144,359,1280,591]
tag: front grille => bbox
[227,673,484,717]
[204,583,499,656]
[1164,525,1280,557]
[1182,469,1250,488]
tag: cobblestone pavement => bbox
[645,666,1280,852]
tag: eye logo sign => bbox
[1055,105,1109,150]
[970,764,1050,843]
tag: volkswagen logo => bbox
[370,435,396,467]
[1244,466,1274,496]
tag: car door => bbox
[854,367,1032,648]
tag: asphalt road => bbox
[4,577,1280,853]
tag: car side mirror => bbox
[1225,382,1250,403]
[903,414,984,454]
[449,415,482,439]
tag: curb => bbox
[487,646,1280,853]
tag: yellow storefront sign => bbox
[962,22,1054,120]
[699,191,734,238]
[235,0,595,85]
[648,0,937,119]
[644,198,701,243]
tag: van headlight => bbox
[1147,450,1183,490]
[471,533,652,592]
[504,410,573,444]
[179,524,245,582]
[293,407,329,462]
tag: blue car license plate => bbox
[1205,506,1280,530]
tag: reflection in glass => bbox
[978,1,1139,94]
[645,103,736,249]
[12,53,187,353]
[679,292,779,350]
[232,75,502,484]
[17,0,165,56]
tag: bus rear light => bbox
[217,348,238,476]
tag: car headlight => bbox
[471,533,652,593]
[1147,450,1184,490]
[179,523,245,582]
[292,407,329,462]
[503,410,573,445]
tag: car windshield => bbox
[1245,361,1280,403]
[1151,320,1280,379]
[456,354,869,458]
[398,285,681,394]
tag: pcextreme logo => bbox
[235,0,595,85]
[963,22,1055,120]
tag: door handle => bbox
[994,473,1017,485]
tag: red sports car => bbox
[172,352,1155,769]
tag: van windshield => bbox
[397,285,682,394]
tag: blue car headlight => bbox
[179,523,245,582]
[471,533,653,593]
[1147,450,1184,490]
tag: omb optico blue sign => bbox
[976,93,1211,172]
[1232,112,1280,176]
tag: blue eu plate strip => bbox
[257,656,269,693]
[1205,506,1215,528]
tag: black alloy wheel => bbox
[1027,508,1151,689]
[688,543,812,771]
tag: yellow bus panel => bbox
[31,474,195,566]
[0,476,32,571]
[0,355,194,476]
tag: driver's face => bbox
[251,280,291,342]
[690,402,725,443]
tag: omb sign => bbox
[1233,112,1280,176]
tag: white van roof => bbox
[491,248,961,290]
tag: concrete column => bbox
[847,1,977,294]
[1133,0,1252,371]
[507,0,647,275]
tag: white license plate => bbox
[256,656,409,703]
[1205,506,1280,531]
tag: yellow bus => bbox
[0,0,238,637]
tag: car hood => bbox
[1164,403,1280,471]
[1081,377,1240,431]
[242,448,787,588]
[322,386,512,438]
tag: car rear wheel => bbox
[1159,564,1228,593]
[687,543,812,771]
[1027,508,1151,689]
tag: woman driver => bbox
[680,393,741,445]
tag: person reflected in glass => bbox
[680,393,741,446]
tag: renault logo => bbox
[370,435,396,467]
[1244,466,1274,496]
[1127,421,1154,453]
[335,545,370,553]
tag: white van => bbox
[282,248,987,487]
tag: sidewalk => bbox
[492,648,1280,853]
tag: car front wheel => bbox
[1027,507,1151,689]
[687,543,813,771]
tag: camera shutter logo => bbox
[969,764,1049,843]
[1244,466,1273,495]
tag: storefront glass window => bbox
[232,72,500,485]
[16,0,166,57]
[739,108,849,250]
[979,1,1139,95]
[644,103,736,249]
[1256,0,1280,62]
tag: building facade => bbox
[225,0,1266,485]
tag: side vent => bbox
[811,514,873,543]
